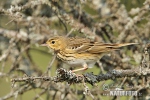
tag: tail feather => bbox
[87,43,138,53]
[105,43,138,51]
[116,43,138,47]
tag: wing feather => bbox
[76,43,137,54]
[64,37,137,54]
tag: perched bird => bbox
[42,36,136,72]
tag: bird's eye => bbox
[51,41,55,44]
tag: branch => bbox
[54,67,150,85]
[11,67,150,86]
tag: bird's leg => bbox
[72,63,88,72]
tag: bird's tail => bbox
[89,43,138,53]
[115,43,138,47]
[102,43,138,51]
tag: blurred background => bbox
[0,0,149,100]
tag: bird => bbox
[42,36,136,72]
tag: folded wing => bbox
[76,42,137,54]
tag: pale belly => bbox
[57,55,99,68]
[66,58,97,68]
[56,52,99,68]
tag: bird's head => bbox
[46,36,66,51]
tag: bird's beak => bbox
[40,43,48,47]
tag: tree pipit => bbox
[42,36,137,72]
